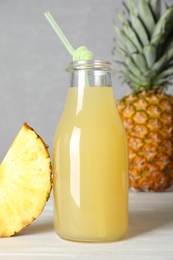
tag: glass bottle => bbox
[53,60,128,242]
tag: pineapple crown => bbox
[113,0,173,93]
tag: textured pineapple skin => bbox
[117,90,173,191]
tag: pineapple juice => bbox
[53,86,128,242]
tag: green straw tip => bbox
[73,46,93,61]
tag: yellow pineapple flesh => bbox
[117,90,173,191]
[0,123,52,237]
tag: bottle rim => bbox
[66,60,115,72]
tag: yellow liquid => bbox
[53,86,128,242]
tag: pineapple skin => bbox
[117,90,173,191]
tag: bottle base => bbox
[55,231,127,244]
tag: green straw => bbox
[44,11,93,61]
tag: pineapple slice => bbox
[0,123,52,237]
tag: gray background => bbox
[0,0,172,160]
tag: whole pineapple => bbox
[113,0,173,191]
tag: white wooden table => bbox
[0,190,173,260]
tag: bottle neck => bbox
[66,60,114,88]
[70,70,112,88]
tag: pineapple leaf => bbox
[115,60,128,68]
[114,25,137,53]
[124,56,142,77]
[138,0,155,37]
[119,16,143,51]
[117,57,151,86]
[152,40,173,72]
[127,0,138,16]
[130,12,149,46]
[113,48,148,75]
[122,1,130,15]
[117,13,129,25]
[149,0,161,22]
[165,2,170,10]
[132,53,148,73]
[153,77,172,87]
[113,47,128,59]
[143,44,156,68]
[123,70,142,86]
[113,0,173,91]
[151,6,173,46]
[157,66,173,78]
[124,70,151,90]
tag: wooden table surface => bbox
[0,190,173,260]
